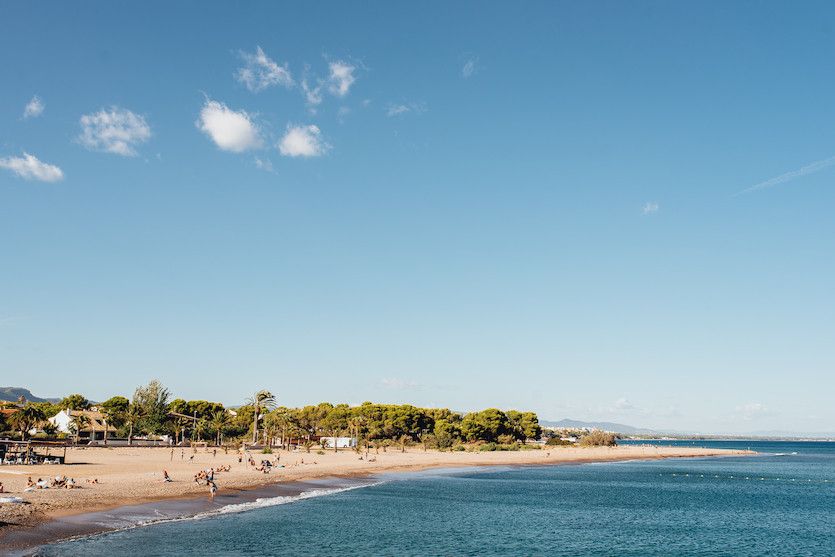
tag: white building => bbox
[318,436,357,449]
[49,409,117,441]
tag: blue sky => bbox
[1,2,834,434]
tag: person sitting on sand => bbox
[26,477,35,488]
[66,478,77,489]
[163,470,172,482]
[0,481,4,493]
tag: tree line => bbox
[0,381,543,450]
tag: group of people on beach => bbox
[192,469,219,498]
[24,475,81,491]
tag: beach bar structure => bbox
[0,439,69,465]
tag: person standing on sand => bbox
[209,480,217,498]
[170,448,174,461]
[180,449,184,460]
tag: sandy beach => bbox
[0,444,751,541]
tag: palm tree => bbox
[70,414,90,444]
[124,404,144,445]
[246,390,276,444]
[194,418,209,442]
[172,417,190,446]
[15,406,47,441]
[210,411,230,446]
[348,416,366,453]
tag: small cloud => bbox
[196,99,262,153]
[236,46,294,92]
[254,157,274,172]
[0,152,64,182]
[23,95,44,119]
[301,77,323,109]
[328,61,356,97]
[278,124,328,158]
[642,202,659,215]
[462,57,478,78]
[337,106,351,123]
[614,397,636,411]
[380,378,422,390]
[386,102,426,117]
[78,107,151,156]
[734,402,772,421]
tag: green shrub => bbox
[546,437,574,446]
[261,447,273,454]
[579,430,618,447]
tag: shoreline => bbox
[0,445,753,554]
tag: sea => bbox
[30,440,834,556]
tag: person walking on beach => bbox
[170,448,174,461]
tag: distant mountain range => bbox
[540,419,834,439]
[540,419,657,435]
[0,387,60,404]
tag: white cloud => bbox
[236,46,293,92]
[301,78,323,108]
[386,102,426,117]
[78,107,151,156]
[0,152,63,182]
[328,61,356,97]
[278,124,328,157]
[462,57,478,78]
[614,397,636,411]
[196,99,262,153]
[734,402,771,421]
[254,157,274,172]
[642,202,659,215]
[23,95,44,119]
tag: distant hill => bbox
[0,387,60,404]
[540,418,657,435]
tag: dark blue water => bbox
[37,441,834,556]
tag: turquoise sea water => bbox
[37,441,834,556]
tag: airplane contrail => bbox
[735,154,835,195]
